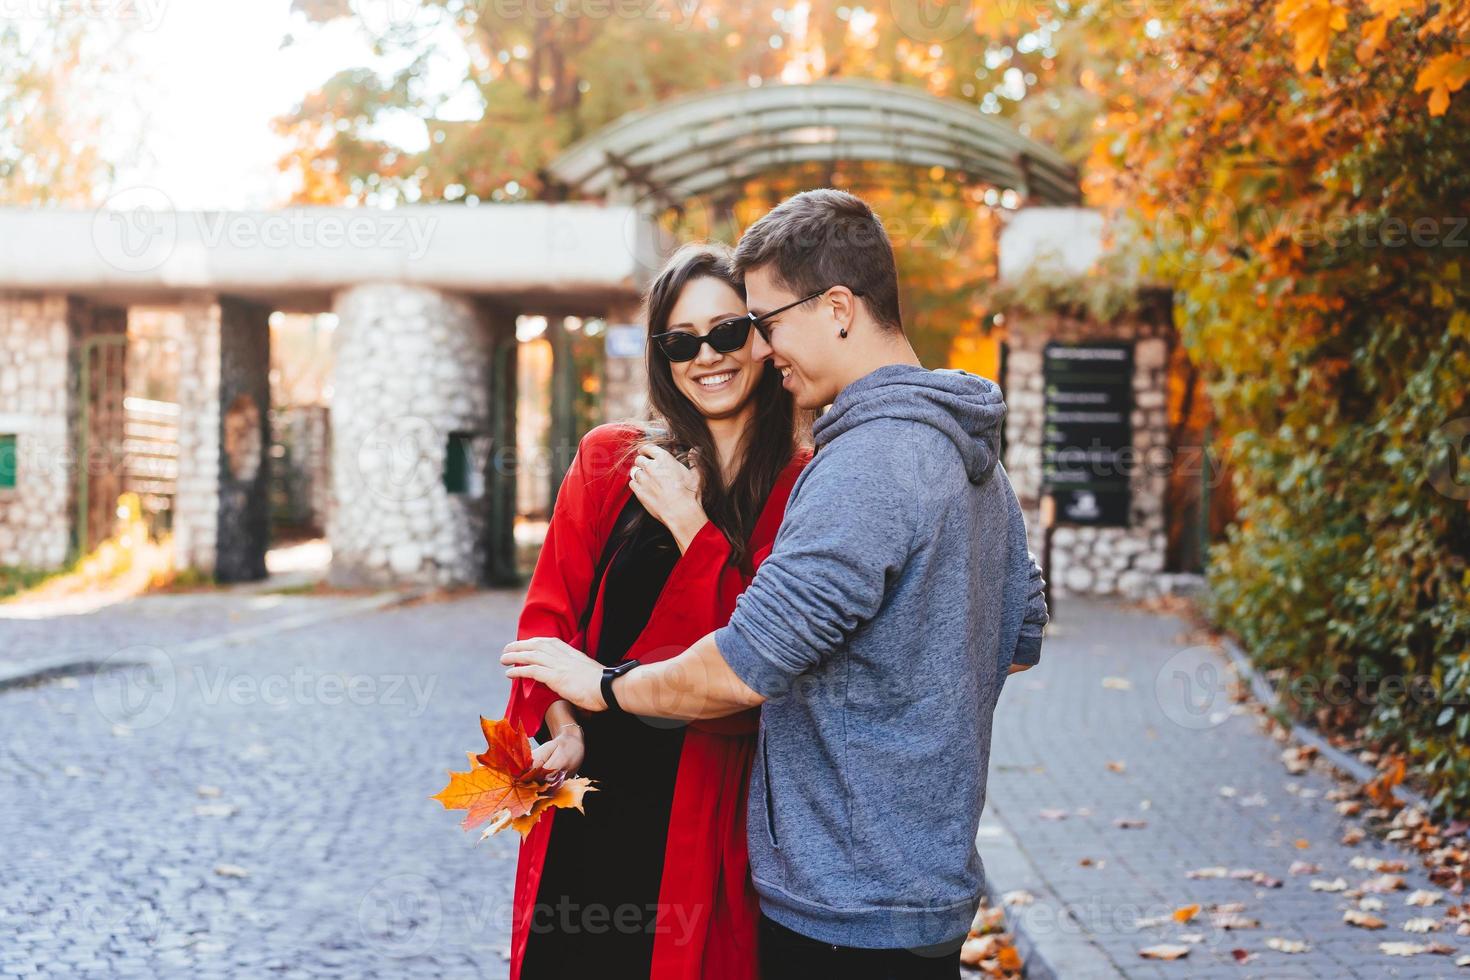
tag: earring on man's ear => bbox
[839,327,848,338]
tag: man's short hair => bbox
[732,188,903,332]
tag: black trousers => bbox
[757,913,962,980]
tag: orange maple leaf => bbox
[432,716,597,840]
[474,715,533,776]
[1415,49,1470,116]
[1274,0,1349,72]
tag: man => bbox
[504,188,1048,977]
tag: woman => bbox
[504,242,812,979]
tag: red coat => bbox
[505,422,811,979]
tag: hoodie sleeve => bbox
[713,430,920,699]
[1013,549,1048,667]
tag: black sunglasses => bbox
[651,316,754,362]
[651,284,865,362]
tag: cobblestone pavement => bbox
[3,589,1461,978]
[1,590,525,979]
[986,596,1458,979]
[0,590,386,673]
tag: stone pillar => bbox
[1001,294,1174,599]
[0,293,84,569]
[329,283,497,588]
[600,298,647,423]
[174,294,272,582]
[483,303,520,586]
[174,298,221,574]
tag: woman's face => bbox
[662,276,764,421]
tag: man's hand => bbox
[502,638,607,713]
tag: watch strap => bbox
[600,659,640,714]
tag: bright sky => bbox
[109,1,403,209]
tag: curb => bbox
[0,587,431,692]
[977,805,1125,980]
[1216,636,1432,814]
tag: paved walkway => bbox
[1,587,1459,978]
[1,590,524,978]
[984,596,1457,979]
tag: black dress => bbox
[520,496,689,977]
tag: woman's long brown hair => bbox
[615,242,807,574]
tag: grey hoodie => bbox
[714,363,1048,950]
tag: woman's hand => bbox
[629,444,707,553]
[503,637,608,713]
[528,723,585,777]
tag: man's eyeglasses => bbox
[651,285,864,361]
[743,285,864,342]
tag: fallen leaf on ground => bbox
[1407,890,1442,907]
[1311,877,1348,892]
[1105,760,1127,773]
[1359,897,1385,911]
[1187,866,1228,879]
[1342,827,1366,845]
[1001,890,1035,907]
[1231,948,1253,963]
[1344,909,1387,929]
[214,864,249,879]
[1173,904,1201,924]
[1114,817,1148,829]
[1266,937,1310,953]
[1362,874,1408,893]
[1101,677,1132,690]
[1038,808,1069,821]
[1138,944,1190,960]
[1211,913,1261,930]
[1289,860,1320,875]
[1352,857,1409,873]
[1403,917,1442,933]
[1380,942,1427,956]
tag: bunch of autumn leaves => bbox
[433,716,595,839]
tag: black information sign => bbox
[1042,341,1133,526]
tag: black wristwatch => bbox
[600,659,641,714]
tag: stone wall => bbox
[0,294,73,568]
[173,298,222,575]
[1002,295,1175,599]
[329,283,504,588]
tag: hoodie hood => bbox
[811,364,1006,485]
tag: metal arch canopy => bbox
[547,78,1081,208]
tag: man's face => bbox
[745,265,842,410]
